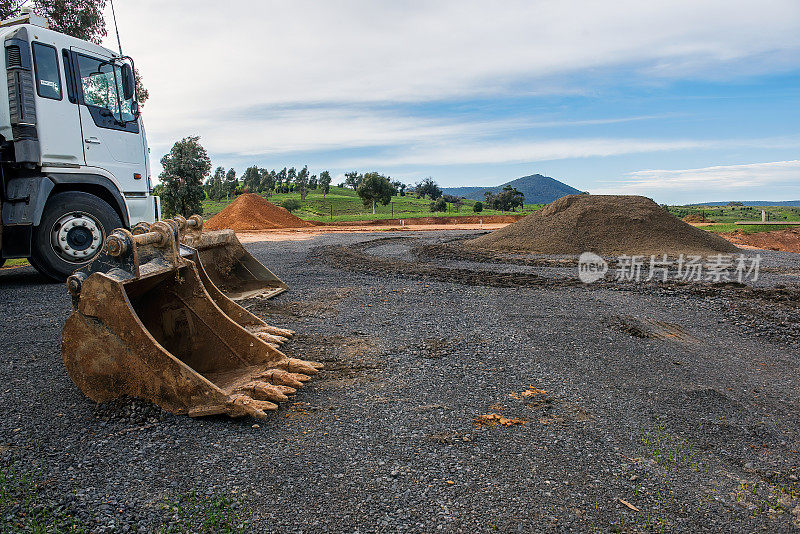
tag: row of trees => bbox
[204,166,333,201]
[158,137,527,218]
[346,174,450,214]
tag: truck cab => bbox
[0,11,159,280]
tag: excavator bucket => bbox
[168,215,288,301]
[60,220,322,419]
[132,218,295,348]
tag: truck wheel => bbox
[30,191,122,281]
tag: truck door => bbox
[31,42,84,166]
[69,47,146,191]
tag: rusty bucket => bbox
[61,221,322,419]
[133,217,294,348]
[177,215,288,301]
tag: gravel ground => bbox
[1,230,800,533]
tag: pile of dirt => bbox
[720,228,800,253]
[467,194,740,256]
[205,194,314,231]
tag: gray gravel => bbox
[1,230,800,532]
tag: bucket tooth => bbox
[227,395,278,419]
[238,381,290,403]
[61,221,322,419]
[257,369,309,389]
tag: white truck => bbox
[0,11,159,280]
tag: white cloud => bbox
[147,107,669,159]
[104,0,800,171]
[341,138,713,167]
[591,160,800,201]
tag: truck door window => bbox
[76,53,137,123]
[32,43,62,100]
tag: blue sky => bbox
[105,1,800,204]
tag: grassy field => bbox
[667,205,800,224]
[701,223,799,234]
[202,187,543,222]
[667,205,800,234]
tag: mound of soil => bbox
[467,194,740,256]
[720,228,800,253]
[205,194,313,231]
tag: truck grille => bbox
[6,45,21,67]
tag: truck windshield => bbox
[76,54,136,122]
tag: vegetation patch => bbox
[160,491,247,534]
[0,464,85,533]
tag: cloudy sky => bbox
[103,1,800,204]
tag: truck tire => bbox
[30,191,122,281]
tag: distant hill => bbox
[442,174,583,204]
[686,201,800,207]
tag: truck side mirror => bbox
[121,64,135,101]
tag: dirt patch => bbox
[413,337,465,359]
[466,195,740,256]
[243,288,354,319]
[327,215,524,227]
[720,228,800,253]
[205,193,314,231]
[317,237,584,290]
[233,224,513,242]
[607,316,698,343]
[289,333,388,390]
[479,387,594,428]
[683,214,716,223]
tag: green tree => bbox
[281,198,301,212]
[241,165,260,192]
[205,166,225,201]
[430,198,447,212]
[286,167,297,192]
[484,185,524,211]
[415,177,442,200]
[275,167,287,193]
[309,174,318,190]
[296,165,310,200]
[391,180,406,196]
[344,171,362,189]
[319,170,332,197]
[356,172,393,214]
[443,194,464,212]
[472,201,483,213]
[259,168,276,196]
[0,0,107,43]
[158,136,210,217]
[134,68,149,107]
[224,168,237,198]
